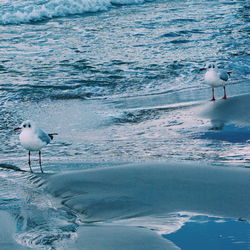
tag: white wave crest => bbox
[0,0,145,25]
[111,0,144,4]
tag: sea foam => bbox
[0,0,145,25]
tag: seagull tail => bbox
[48,133,58,140]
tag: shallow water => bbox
[1,0,250,165]
[0,0,250,249]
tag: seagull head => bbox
[14,120,35,132]
[200,63,216,71]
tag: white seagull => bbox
[14,120,57,173]
[200,63,231,101]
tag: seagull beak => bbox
[14,127,21,131]
[200,68,206,71]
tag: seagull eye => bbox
[28,124,31,128]
[23,124,26,128]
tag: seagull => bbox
[200,63,231,101]
[14,120,57,173]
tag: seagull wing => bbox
[48,133,58,140]
[37,129,51,144]
[219,71,230,81]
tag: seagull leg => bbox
[28,151,33,173]
[211,88,216,101]
[222,86,227,99]
[39,151,44,173]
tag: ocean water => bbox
[0,0,250,249]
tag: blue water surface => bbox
[0,0,249,249]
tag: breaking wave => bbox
[0,0,146,25]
